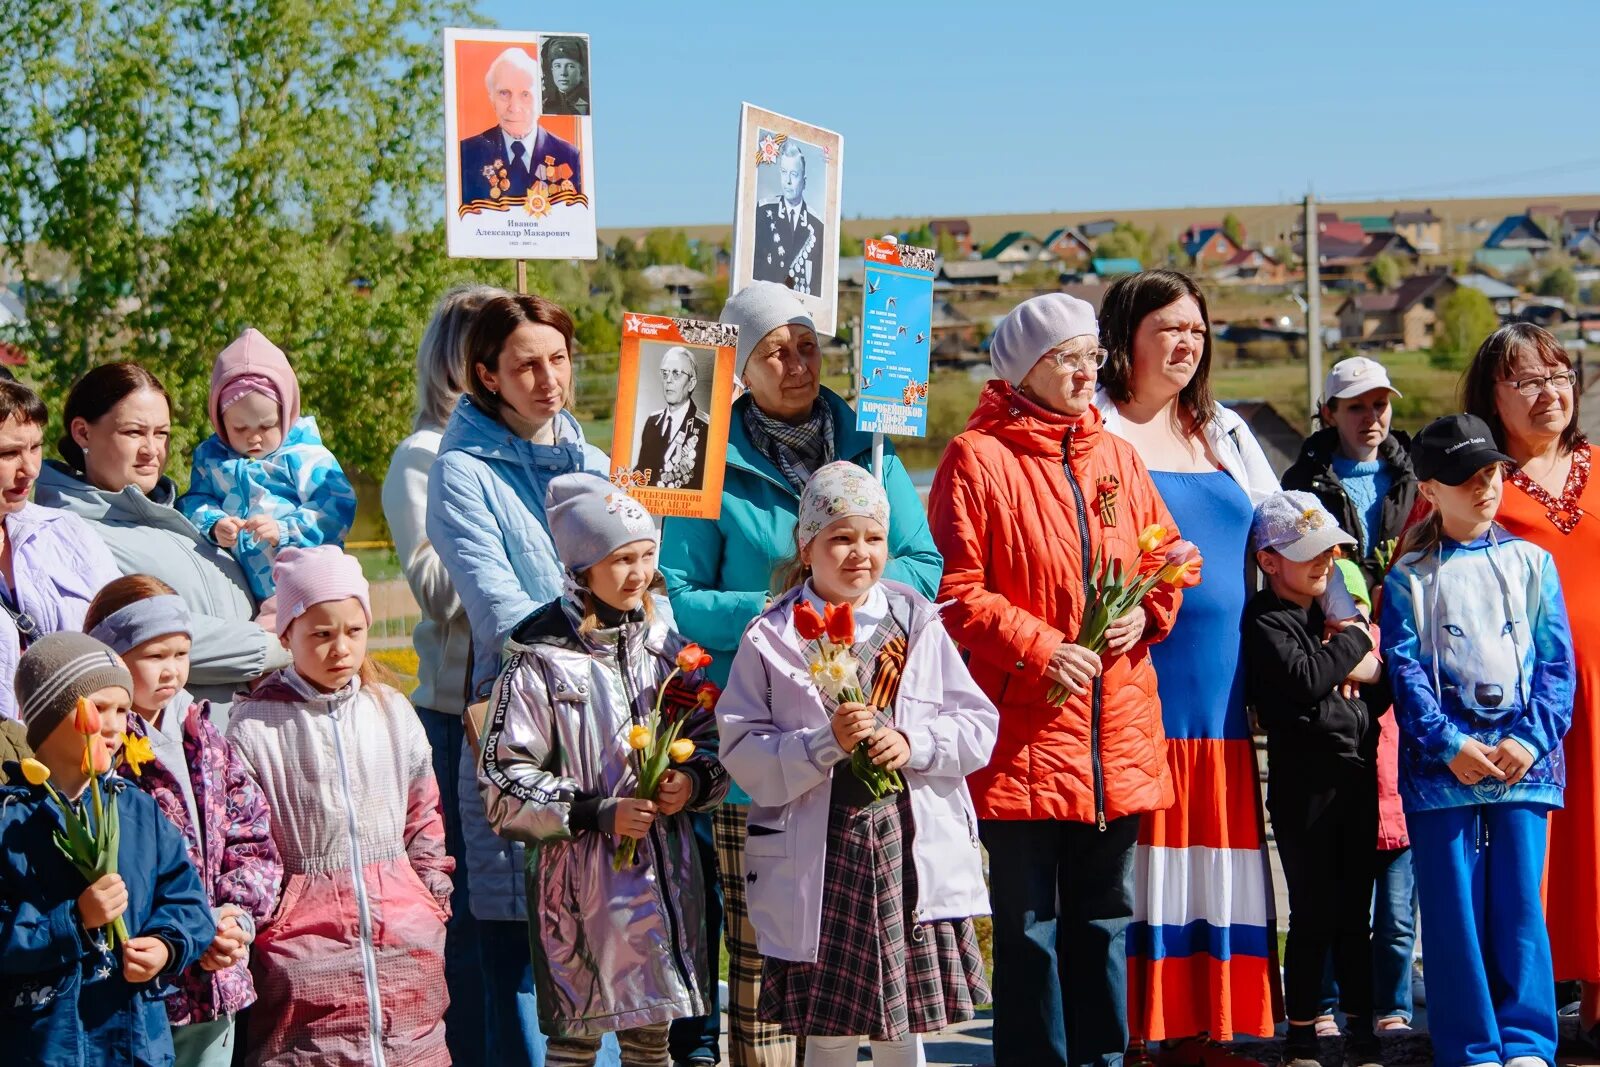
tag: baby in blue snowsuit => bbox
[179,328,356,602]
[1383,414,1575,1067]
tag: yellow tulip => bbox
[627,725,651,751]
[122,733,156,778]
[1137,524,1166,554]
[19,758,50,786]
[668,739,696,763]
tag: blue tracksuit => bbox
[0,770,216,1066]
[1382,527,1575,1066]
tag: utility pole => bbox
[1304,192,1322,430]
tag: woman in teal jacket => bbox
[660,282,942,1067]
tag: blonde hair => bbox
[414,285,504,431]
[1393,501,1445,565]
[574,574,664,636]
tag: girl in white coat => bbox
[717,461,998,1067]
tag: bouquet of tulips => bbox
[793,599,904,800]
[615,643,719,871]
[17,698,149,949]
[1047,525,1204,706]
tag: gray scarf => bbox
[743,400,835,494]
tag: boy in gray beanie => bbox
[16,630,134,750]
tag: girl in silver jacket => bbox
[478,473,728,1067]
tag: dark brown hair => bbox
[84,574,179,634]
[59,363,170,471]
[462,293,576,421]
[0,381,48,431]
[1097,269,1217,431]
[1460,323,1585,456]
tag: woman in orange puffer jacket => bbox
[929,293,1181,1067]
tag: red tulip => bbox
[824,601,856,646]
[81,734,111,775]
[675,643,712,673]
[695,682,723,710]
[793,600,826,641]
[72,697,101,736]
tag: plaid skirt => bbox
[758,789,989,1039]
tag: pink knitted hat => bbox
[271,546,371,636]
[208,328,302,439]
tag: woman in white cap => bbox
[1094,270,1281,1062]
[928,291,1183,1067]
[660,281,942,1067]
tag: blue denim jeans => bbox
[981,816,1140,1067]
[1319,846,1417,1022]
[416,707,487,1066]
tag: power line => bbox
[1325,155,1600,201]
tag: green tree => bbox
[641,229,694,267]
[1432,287,1500,367]
[1367,253,1403,291]
[0,0,480,474]
[838,232,864,257]
[1538,265,1580,304]
[1094,222,1152,265]
[1221,212,1245,246]
[935,230,960,260]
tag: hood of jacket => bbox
[438,393,591,466]
[209,328,302,438]
[1291,426,1415,481]
[964,379,1106,466]
[35,459,186,522]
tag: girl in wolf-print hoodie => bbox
[88,575,282,1066]
[178,328,357,602]
[227,547,452,1067]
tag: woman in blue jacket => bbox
[426,291,618,1067]
[660,282,943,1067]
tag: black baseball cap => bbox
[1409,413,1513,485]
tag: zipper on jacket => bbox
[330,706,388,1067]
[617,630,696,989]
[1061,429,1108,831]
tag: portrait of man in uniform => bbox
[751,138,826,297]
[458,46,583,205]
[540,35,589,115]
[634,346,711,491]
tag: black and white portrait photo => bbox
[632,343,714,491]
[751,133,827,297]
[732,103,842,334]
[539,34,589,116]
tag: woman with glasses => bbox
[0,380,119,720]
[928,293,1181,1066]
[1094,270,1281,1063]
[1462,323,1600,1046]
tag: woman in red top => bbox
[1462,323,1600,1039]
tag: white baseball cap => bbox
[1323,356,1401,403]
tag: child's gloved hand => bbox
[212,516,243,548]
[654,770,692,816]
[122,936,170,984]
[1489,738,1536,786]
[243,515,281,547]
[77,873,128,931]
[1448,737,1509,787]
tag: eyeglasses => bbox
[1498,371,1576,397]
[661,368,694,381]
[1049,346,1110,372]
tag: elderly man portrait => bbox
[636,346,711,491]
[459,46,583,205]
[752,140,825,296]
[541,36,589,115]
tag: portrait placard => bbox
[732,103,843,335]
[443,28,597,260]
[856,239,935,437]
[609,314,738,519]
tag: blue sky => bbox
[474,0,1600,227]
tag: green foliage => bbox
[935,231,960,260]
[1221,212,1245,246]
[839,232,864,257]
[1537,265,1579,304]
[1094,222,1154,266]
[1165,241,1193,270]
[903,223,933,247]
[641,229,694,268]
[1367,253,1403,292]
[0,0,481,474]
[1431,287,1500,368]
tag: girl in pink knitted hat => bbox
[226,546,453,1066]
[178,328,357,602]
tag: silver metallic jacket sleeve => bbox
[478,650,583,844]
